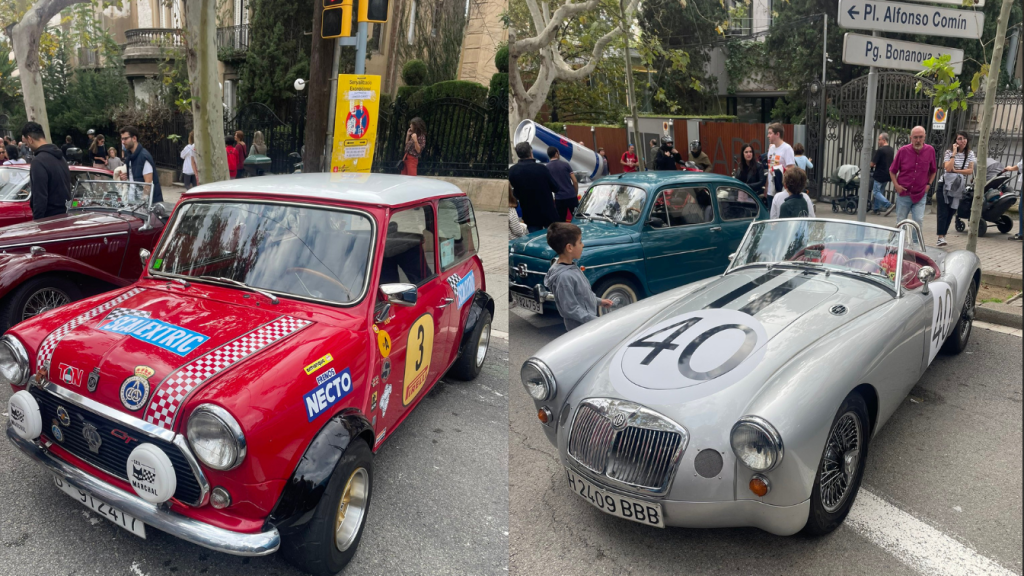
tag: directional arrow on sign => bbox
[848,5,860,19]
[838,0,985,39]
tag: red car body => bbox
[4,174,493,571]
[0,165,113,227]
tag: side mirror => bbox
[151,202,173,220]
[380,283,417,306]
[139,248,151,268]
[728,253,736,262]
[918,266,936,295]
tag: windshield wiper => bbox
[196,275,279,304]
[587,214,614,223]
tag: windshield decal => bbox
[703,270,785,310]
[144,315,313,430]
[36,288,145,372]
[99,315,210,357]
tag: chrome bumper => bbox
[6,425,280,556]
[509,281,555,302]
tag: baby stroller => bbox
[955,171,1019,236]
[827,165,861,214]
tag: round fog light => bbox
[210,486,232,509]
[749,474,770,497]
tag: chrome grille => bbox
[567,399,688,495]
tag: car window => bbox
[437,197,479,270]
[71,171,111,191]
[380,205,436,286]
[0,168,30,201]
[658,187,714,227]
[717,186,760,221]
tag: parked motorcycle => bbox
[955,170,1020,236]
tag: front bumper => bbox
[7,425,280,556]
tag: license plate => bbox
[565,468,665,528]
[54,476,146,538]
[512,292,543,314]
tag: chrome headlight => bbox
[730,416,783,472]
[521,359,556,401]
[0,336,30,388]
[187,404,247,471]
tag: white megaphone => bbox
[513,120,607,180]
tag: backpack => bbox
[779,194,809,218]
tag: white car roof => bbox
[184,173,465,206]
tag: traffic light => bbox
[322,0,354,38]
[358,0,389,23]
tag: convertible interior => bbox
[791,242,940,290]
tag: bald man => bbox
[888,126,936,229]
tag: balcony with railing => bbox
[217,25,250,61]
[123,28,186,61]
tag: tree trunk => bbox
[303,1,335,173]
[183,0,229,184]
[966,0,1014,253]
[8,0,88,142]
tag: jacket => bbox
[28,144,72,219]
[544,261,600,331]
[125,144,164,203]
[509,158,560,229]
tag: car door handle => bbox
[439,297,455,308]
[710,226,722,232]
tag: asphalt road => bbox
[508,308,1023,576]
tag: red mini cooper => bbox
[3,173,493,575]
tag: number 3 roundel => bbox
[403,313,434,406]
[611,309,769,404]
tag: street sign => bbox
[838,0,984,39]
[933,107,947,130]
[842,33,964,74]
[892,0,983,6]
[331,74,381,173]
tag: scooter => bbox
[955,171,1019,236]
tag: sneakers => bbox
[937,237,948,247]
[1011,234,1022,241]
[882,203,896,217]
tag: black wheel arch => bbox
[457,290,494,358]
[851,383,879,437]
[263,408,374,536]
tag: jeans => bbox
[555,198,579,222]
[936,192,955,236]
[896,194,926,230]
[871,180,891,211]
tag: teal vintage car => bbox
[509,171,768,314]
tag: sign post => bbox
[854,31,881,222]
[330,74,381,173]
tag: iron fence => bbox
[217,25,251,53]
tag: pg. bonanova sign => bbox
[842,33,965,74]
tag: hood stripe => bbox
[144,315,312,430]
[738,274,812,316]
[36,288,145,372]
[703,269,785,310]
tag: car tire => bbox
[448,310,491,381]
[804,393,870,536]
[941,281,975,356]
[0,275,82,332]
[282,439,373,576]
[996,215,1014,234]
[595,277,639,316]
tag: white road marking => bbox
[847,490,1019,576]
[974,321,1023,338]
[130,562,148,576]
[492,329,509,340]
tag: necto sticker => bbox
[303,367,353,422]
[99,315,209,356]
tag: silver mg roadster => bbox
[521,218,980,535]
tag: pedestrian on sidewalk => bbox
[871,133,894,215]
[180,131,197,189]
[771,167,815,219]
[889,125,936,231]
[937,131,976,246]
[234,130,247,178]
[766,123,795,202]
[106,147,123,172]
[648,139,660,170]
[547,146,579,222]
[2,144,26,165]
[736,144,765,199]
[621,145,639,173]
[21,121,70,219]
[509,142,560,234]
[688,140,711,172]
[654,137,683,171]
[400,117,427,176]
[508,184,527,240]
[596,148,610,177]
[120,125,163,203]
[1000,158,1022,241]
[61,135,74,160]
[793,143,814,172]
[249,130,267,156]
[225,135,239,179]
[89,134,108,168]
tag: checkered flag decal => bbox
[144,315,313,430]
[132,465,156,483]
[36,288,145,372]
[103,308,152,322]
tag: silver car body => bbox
[523,218,981,535]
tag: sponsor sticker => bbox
[303,367,353,422]
[377,329,392,358]
[371,376,379,388]
[455,270,476,309]
[56,406,71,427]
[99,315,209,356]
[303,353,334,375]
[58,364,84,387]
[51,423,64,443]
[370,391,378,412]
[381,358,391,382]
[375,428,386,448]
[130,460,158,497]
[120,366,155,412]
[403,314,434,406]
[380,384,392,418]
[316,367,337,386]
[87,367,100,392]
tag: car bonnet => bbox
[510,222,635,260]
[0,212,130,248]
[38,287,313,431]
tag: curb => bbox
[981,271,1023,291]
[976,306,1023,329]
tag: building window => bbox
[369,23,383,52]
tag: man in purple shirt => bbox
[886,126,936,229]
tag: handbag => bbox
[942,153,968,204]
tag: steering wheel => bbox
[625,207,641,221]
[286,267,353,300]
[845,258,883,274]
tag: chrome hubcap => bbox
[819,412,862,513]
[600,286,635,315]
[334,467,369,552]
[475,323,490,367]
[22,288,72,321]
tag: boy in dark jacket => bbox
[543,222,612,331]
[22,122,71,219]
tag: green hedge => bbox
[636,113,738,122]
[541,122,626,132]
[494,45,509,73]
[402,60,427,86]
[488,72,508,101]
[396,85,424,101]
[408,80,488,107]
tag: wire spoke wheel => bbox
[334,467,369,552]
[819,411,862,513]
[22,287,72,321]
[960,283,975,342]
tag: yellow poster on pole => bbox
[331,74,381,173]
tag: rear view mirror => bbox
[380,283,417,306]
[139,248,151,268]
[918,266,936,295]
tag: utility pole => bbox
[619,0,644,171]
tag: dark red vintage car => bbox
[3,173,493,575]
[0,165,113,227]
[0,179,168,332]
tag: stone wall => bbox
[425,176,507,213]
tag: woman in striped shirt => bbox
[938,131,976,247]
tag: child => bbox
[543,222,613,330]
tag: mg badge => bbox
[87,368,100,392]
[56,405,71,427]
[611,413,628,429]
[82,421,103,454]
[119,366,154,411]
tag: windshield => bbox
[0,168,30,201]
[577,184,647,225]
[72,179,153,211]
[731,219,903,291]
[151,201,375,305]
